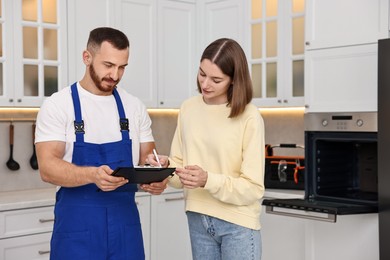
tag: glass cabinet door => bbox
[250,0,305,107]
[0,0,67,107]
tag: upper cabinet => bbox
[304,0,389,113]
[305,0,388,50]
[68,0,198,108]
[0,0,67,107]
[199,0,245,48]
[249,0,306,107]
[67,0,115,86]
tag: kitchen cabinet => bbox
[304,44,378,112]
[112,0,197,108]
[0,0,68,107]
[67,0,115,85]
[262,211,379,260]
[261,190,306,260]
[135,193,151,260]
[199,0,245,48]
[150,190,192,260]
[0,206,54,260]
[304,0,388,113]
[305,0,388,50]
[248,0,305,108]
[69,0,197,108]
[305,213,379,260]
[0,232,52,260]
[261,205,306,260]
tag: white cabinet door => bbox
[305,214,379,260]
[261,203,306,260]
[199,0,245,50]
[0,206,54,239]
[67,0,115,85]
[113,0,196,108]
[157,0,197,108]
[305,0,388,50]
[0,0,67,107]
[0,232,52,260]
[305,44,377,113]
[113,0,157,108]
[150,191,192,260]
[135,194,151,260]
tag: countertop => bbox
[0,187,57,211]
[0,187,305,212]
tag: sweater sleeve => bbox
[168,112,184,189]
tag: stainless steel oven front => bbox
[262,112,378,222]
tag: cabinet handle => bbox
[277,99,282,103]
[38,250,50,255]
[283,99,288,103]
[9,99,13,103]
[17,98,22,102]
[165,196,184,202]
[305,41,310,46]
[39,218,55,223]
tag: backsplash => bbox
[0,108,304,192]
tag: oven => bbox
[262,112,378,222]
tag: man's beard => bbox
[89,64,118,93]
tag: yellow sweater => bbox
[169,95,265,230]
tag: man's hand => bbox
[140,177,169,195]
[145,153,169,168]
[94,165,129,192]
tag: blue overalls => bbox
[50,83,145,260]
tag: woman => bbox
[148,38,265,260]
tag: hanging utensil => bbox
[6,123,20,171]
[30,123,38,170]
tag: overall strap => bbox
[112,88,130,140]
[71,83,85,143]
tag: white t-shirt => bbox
[35,82,154,165]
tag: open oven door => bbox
[262,198,378,223]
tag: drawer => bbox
[0,206,54,239]
[0,232,51,260]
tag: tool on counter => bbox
[30,123,38,170]
[6,122,20,171]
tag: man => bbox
[35,27,167,260]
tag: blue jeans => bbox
[186,211,262,260]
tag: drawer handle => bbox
[39,218,55,223]
[165,196,184,202]
[38,250,50,255]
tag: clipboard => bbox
[112,167,175,184]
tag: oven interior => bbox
[307,131,378,205]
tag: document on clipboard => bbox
[112,167,175,184]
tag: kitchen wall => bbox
[0,108,304,192]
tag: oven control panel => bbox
[305,112,377,132]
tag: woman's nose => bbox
[200,78,210,88]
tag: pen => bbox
[153,149,162,168]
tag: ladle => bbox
[30,123,38,170]
[6,123,20,171]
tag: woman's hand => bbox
[175,165,208,189]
